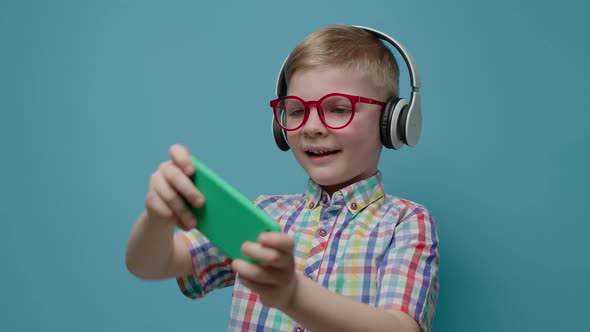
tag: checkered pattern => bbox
[177,172,439,331]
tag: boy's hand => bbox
[145,144,204,231]
[231,232,298,310]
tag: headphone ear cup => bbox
[380,98,396,149]
[403,95,422,147]
[380,97,407,149]
[272,113,290,151]
[398,104,409,145]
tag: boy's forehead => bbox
[288,65,380,99]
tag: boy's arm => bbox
[285,274,420,332]
[126,211,193,280]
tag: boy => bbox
[126,25,439,332]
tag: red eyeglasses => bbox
[270,93,385,131]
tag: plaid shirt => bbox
[177,172,439,331]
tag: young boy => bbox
[126,25,439,332]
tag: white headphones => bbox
[272,25,422,151]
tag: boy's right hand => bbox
[145,144,204,231]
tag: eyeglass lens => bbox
[276,95,353,130]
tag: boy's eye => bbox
[326,107,352,115]
[287,108,305,117]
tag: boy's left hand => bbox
[231,232,297,310]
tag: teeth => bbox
[306,148,334,155]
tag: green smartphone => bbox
[188,155,281,263]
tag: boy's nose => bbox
[301,107,327,136]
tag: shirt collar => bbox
[304,172,385,214]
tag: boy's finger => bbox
[163,163,204,207]
[232,259,277,286]
[153,172,197,229]
[241,241,290,269]
[145,190,174,219]
[169,144,194,175]
[236,274,266,293]
[258,232,295,254]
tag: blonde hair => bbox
[284,25,399,100]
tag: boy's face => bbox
[287,65,384,194]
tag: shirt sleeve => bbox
[176,229,235,299]
[376,204,440,332]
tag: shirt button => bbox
[321,193,328,204]
[294,327,304,332]
[350,202,358,210]
[308,202,315,209]
[318,228,328,237]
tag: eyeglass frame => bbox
[269,92,386,131]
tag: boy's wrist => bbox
[279,272,305,314]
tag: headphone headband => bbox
[276,25,420,97]
[353,25,420,90]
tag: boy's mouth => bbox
[305,148,341,157]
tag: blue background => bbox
[2,0,589,331]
